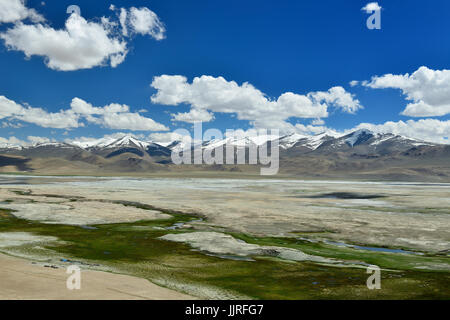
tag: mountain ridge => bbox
[0,130,448,181]
[1,130,441,152]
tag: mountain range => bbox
[0,129,449,181]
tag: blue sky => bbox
[0,0,449,144]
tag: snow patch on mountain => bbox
[345,129,374,147]
[279,133,309,149]
[370,134,395,146]
[306,133,335,150]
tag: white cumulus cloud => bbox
[0,95,168,131]
[0,14,127,71]
[111,6,166,40]
[128,7,166,40]
[0,3,165,71]
[150,75,362,132]
[358,66,450,117]
[309,86,363,114]
[0,95,80,128]
[361,2,382,13]
[100,111,168,131]
[172,108,215,123]
[0,0,44,23]
[0,136,26,146]
[70,98,129,115]
[69,98,168,131]
[0,135,57,147]
[26,135,53,145]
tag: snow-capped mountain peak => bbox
[70,136,117,149]
[200,134,279,150]
[70,135,153,150]
[104,135,150,149]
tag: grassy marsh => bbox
[0,200,449,299]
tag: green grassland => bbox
[0,201,449,299]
